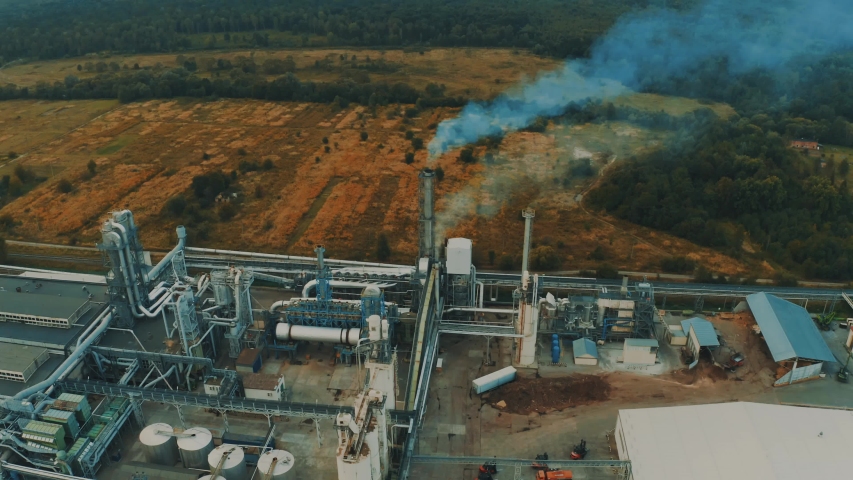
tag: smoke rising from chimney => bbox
[428,0,853,158]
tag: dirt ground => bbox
[483,374,611,415]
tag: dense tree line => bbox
[0,63,466,107]
[587,111,853,280]
[0,0,671,63]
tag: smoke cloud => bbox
[429,0,853,158]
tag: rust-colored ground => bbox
[483,374,612,415]
[0,96,758,274]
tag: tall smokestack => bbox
[418,169,436,260]
[521,209,535,274]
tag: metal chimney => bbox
[521,209,535,274]
[418,169,436,259]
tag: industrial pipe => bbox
[275,323,361,346]
[521,209,535,275]
[1,462,91,480]
[270,300,290,312]
[14,309,113,400]
[301,279,394,298]
[145,225,187,283]
[144,365,177,388]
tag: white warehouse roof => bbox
[617,402,853,480]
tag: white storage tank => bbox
[446,238,473,275]
[178,427,214,469]
[198,476,227,480]
[208,444,247,480]
[471,366,517,395]
[256,450,295,480]
[139,423,179,466]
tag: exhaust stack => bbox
[521,209,535,275]
[418,169,437,259]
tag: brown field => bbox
[0,48,559,100]
[0,93,762,277]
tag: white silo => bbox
[138,423,179,466]
[256,450,295,480]
[177,427,214,469]
[207,444,247,480]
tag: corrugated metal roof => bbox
[0,343,48,373]
[617,402,853,480]
[625,338,659,348]
[23,420,62,436]
[746,293,835,363]
[572,338,599,358]
[681,318,720,347]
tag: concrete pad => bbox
[436,423,466,435]
[328,365,358,391]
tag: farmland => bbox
[0,49,755,275]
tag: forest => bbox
[587,53,853,280]
[0,0,670,63]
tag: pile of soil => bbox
[668,361,728,385]
[482,374,611,415]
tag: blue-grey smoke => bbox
[429,0,853,158]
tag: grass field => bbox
[612,93,736,118]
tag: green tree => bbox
[165,195,187,216]
[87,160,97,175]
[57,179,73,193]
[530,246,560,270]
[360,131,369,141]
[498,254,515,270]
[411,138,424,150]
[840,159,850,176]
[376,232,391,260]
[458,147,476,164]
[596,264,620,279]
[488,250,496,265]
[435,167,445,181]
[0,236,6,263]
[405,152,415,164]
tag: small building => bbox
[622,338,658,365]
[790,139,821,150]
[572,338,599,366]
[665,324,688,346]
[680,317,720,359]
[746,293,835,385]
[203,376,223,396]
[242,373,285,401]
[615,402,853,480]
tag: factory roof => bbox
[0,355,64,397]
[0,343,48,373]
[572,338,598,359]
[241,373,283,391]
[0,274,108,327]
[617,402,853,480]
[681,317,720,347]
[624,338,659,348]
[746,293,835,363]
[0,305,104,351]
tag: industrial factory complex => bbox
[1,168,853,480]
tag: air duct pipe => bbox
[144,365,177,388]
[13,309,113,400]
[301,279,393,298]
[275,323,361,346]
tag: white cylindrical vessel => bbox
[208,445,247,480]
[275,323,361,346]
[257,450,295,480]
[139,423,179,466]
[177,427,214,469]
[198,476,227,480]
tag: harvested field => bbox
[482,375,611,415]
[0,94,759,275]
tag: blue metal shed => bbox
[745,293,835,363]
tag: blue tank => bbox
[551,334,561,363]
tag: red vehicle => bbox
[570,440,588,460]
[536,470,573,479]
[723,353,745,372]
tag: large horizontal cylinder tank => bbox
[257,450,295,480]
[178,427,214,468]
[208,444,247,480]
[197,476,227,480]
[275,323,361,346]
[139,423,179,466]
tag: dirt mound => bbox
[483,374,611,415]
[668,361,728,385]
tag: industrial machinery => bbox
[570,440,588,460]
